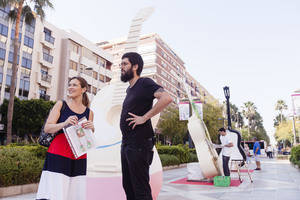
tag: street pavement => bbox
[1,157,300,200]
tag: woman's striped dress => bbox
[36,103,90,200]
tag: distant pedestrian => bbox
[244,143,251,164]
[253,137,261,170]
[266,145,273,158]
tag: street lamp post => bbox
[223,86,231,129]
[292,115,297,146]
[291,93,299,146]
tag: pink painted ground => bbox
[86,171,163,200]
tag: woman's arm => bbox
[44,101,78,134]
[44,101,66,134]
[82,110,94,132]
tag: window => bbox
[0,48,5,60]
[69,60,78,71]
[0,72,3,83]
[24,80,30,91]
[21,57,32,69]
[19,79,30,98]
[0,24,8,36]
[92,86,97,95]
[70,41,80,54]
[41,68,48,76]
[42,47,50,54]
[43,52,53,63]
[44,28,55,44]
[87,84,91,93]
[105,76,111,82]
[99,74,104,82]
[25,20,35,34]
[93,71,98,80]
[10,30,22,42]
[44,28,51,35]
[0,9,8,19]
[82,47,94,60]
[24,36,34,48]
[161,70,167,78]
[8,52,20,63]
[96,56,105,67]
[6,74,11,86]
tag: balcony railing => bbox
[43,52,53,64]
[44,34,55,44]
[40,94,50,101]
[41,74,52,83]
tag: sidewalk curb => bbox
[0,183,38,198]
[163,163,187,171]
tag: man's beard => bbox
[120,67,134,82]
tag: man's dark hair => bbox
[122,52,144,76]
[218,127,226,132]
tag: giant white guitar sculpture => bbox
[172,71,223,178]
[85,7,162,200]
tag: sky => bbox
[45,0,300,144]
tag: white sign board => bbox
[292,94,300,116]
[193,101,203,119]
[179,101,190,121]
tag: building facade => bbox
[98,33,215,104]
[0,6,113,104]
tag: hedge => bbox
[0,144,47,187]
[159,154,180,167]
[290,145,300,168]
[156,145,190,163]
[188,153,198,163]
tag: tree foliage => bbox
[274,114,287,127]
[0,98,55,140]
[275,120,299,144]
[158,107,188,145]
[275,100,288,124]
[202,102,223,143]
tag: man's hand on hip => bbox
[127,112,147,129]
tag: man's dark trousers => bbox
[121,138,154,200]
[222,155,230,176]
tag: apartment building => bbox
[97,33,215,103]
[0,6,112,104]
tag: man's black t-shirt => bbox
[120,77,162,144]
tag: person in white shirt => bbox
[212,127,233,176]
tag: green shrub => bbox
[188,148,196,154]
[188,153,198,162]
[159,154,180,167]
[290,145,300,167]
[0,145,47,187]
[156,145,190,163]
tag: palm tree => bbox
[242,101,257,135]
[275,100,288,123]
[0,0,53,144]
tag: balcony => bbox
[40,93,50,101]
[43,52,53,64]
[45,34,55,44]
[41,74,52,83]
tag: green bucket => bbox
[213,176,231,187]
